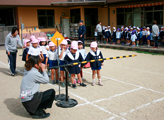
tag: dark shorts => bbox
[49,60,58,69]
[91,66,101,70]
[60,60,65,71]
[42,54,47,64]
[147,35,150,40]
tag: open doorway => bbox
[84,8,98,38]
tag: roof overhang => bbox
[51,1,106,7]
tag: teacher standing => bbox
[78,20,86,48]
[152,20,159,49]
[96,21,102,43]
[5,27,23,76]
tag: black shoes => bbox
[80,83,87,87]
[31,109,50,119]
[72,84,76,88]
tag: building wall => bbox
[109,7,117,31]
[98,7,108,27]
[17,6,109,39]
[17,7,70,39]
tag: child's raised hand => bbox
[101,63,104,66]
[62,48,65,52]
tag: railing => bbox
[0,25,17,45]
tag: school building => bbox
[0,0,164,43]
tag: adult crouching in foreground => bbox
[20,56,55,119]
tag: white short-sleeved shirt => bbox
[116,32,121,39]
[45,45,49,49]
[46,50,57,60]
[131,34,137,42]
[58,49,70,61]
[146,31,150,36]
[28,46,42,56]
[40,46,47,54]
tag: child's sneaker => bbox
[78,80,80,84]
[48,71,51,77]
[98,81,103,86]
[68,81,71,86]
[72,84,76,88]
[91,81,95,86]
[56,80,58,84]
[61,82,65,87]
[52,81,55,84]
[80,83,87,87]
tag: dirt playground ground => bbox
[0,47,164,120]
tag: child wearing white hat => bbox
[22,39,30,62]
[77,41,87,83]
[64,41,87,88]
[46,42,58,84]
[146,27,150,47]
[26,39,43,61]
[58,40,70,87]
[85,41,104,86]
[40,37,48,64]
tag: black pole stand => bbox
[56,66,78,108]
[54,37,66,101]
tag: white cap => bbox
[113,27,116,30]
[147,27,150,29]
[137,27,140,30]
[161,26,163,29]
[108,26,110,28]
[125,27,128,30]
[130,27,133,30]
[133,26,136,28]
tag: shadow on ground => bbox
[4,98,31,118]
[0,67,24,76]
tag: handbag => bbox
[84,62,90,68]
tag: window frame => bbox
[117,6,163,28]
[37,9,55,29]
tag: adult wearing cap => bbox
[152,20,159,48]
[5,27,24,76]
[96,21,102,43]
[78,20,86,49]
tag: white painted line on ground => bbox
[108,64,164,76]
[0,61,163,120]
[76,88,142,107]
[120,97,164,116]
[83,71,164,95]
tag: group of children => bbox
[94,26,164,47]
[22,35,104,88]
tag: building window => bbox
[125,13,132,27]
[37,10,54,29]
[133,12,144,27]
[70,9,81,23]
[117,5,163,28]
[154,11,163,25]
[117,14,124,26]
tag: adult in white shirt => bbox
[96,21,102,43]
[152,20,159,48]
